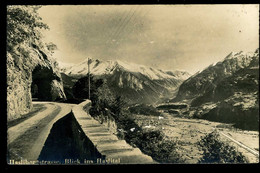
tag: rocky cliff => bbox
[7,43,66,121]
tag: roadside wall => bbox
[71,99,156,164]
[38,111,103,163]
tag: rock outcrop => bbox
[7,43,66,121]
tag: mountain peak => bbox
[62,58,191,81]
[61,58,191,105]
[224,49,257,62]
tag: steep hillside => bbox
[171,48,259,130]
[60,59,190,104]
[174,49,259,104]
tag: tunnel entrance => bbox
[31,65,64,101]
[38,113,104,164]
[31,65,55,101]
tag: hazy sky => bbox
[38,5,259,74]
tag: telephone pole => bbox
[88,57,91,100]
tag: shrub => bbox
[197,131,248,163]
[126,129,184,163]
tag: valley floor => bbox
[133,113,259,163]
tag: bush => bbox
[125,129,184,163]
[197,131,248,163]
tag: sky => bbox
[38,5,259,74]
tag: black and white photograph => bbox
[5,4,259,165]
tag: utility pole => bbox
[88,57,91,100]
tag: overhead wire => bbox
[92,6,151,58]
[105,7,135,44]
[116,6,151,44]
[112,6,140,44]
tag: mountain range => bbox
[60,59,190,104]
[59,48,259,130]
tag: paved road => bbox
[7,102,75,162]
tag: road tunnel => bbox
[31,65,65,101]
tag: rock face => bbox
[7,44,66,121]
[61,59,190,104]
[172,48,259,130]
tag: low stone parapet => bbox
[71,99,156,164]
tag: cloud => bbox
[39,5,259,74]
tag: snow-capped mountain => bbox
[60,59,191,104]
[61,59,190,81]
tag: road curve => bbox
[8,103,56,144]
[7,102,75,161]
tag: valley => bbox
[132,112,259,163]
[58,48,259,164]
[7,48,259,164]
[6,5,259,165]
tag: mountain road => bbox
[7,102,75,162]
